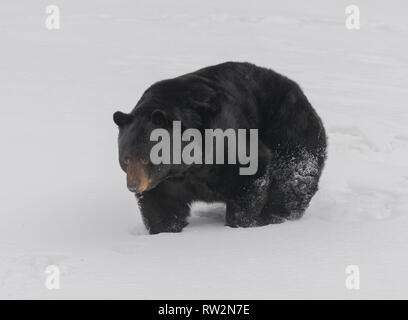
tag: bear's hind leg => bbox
[262,149,322,223]
[226,200,268,228]
[259,188,297,224]
[225,168,272,228]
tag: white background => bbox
[0,0,407,299]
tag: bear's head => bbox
[113,108,173,194]
[113,78,218,194]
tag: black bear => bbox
[113,62,327,234]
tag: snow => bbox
[1,0,408,299]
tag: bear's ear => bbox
[113,111,134,127]
[151,109,169,127]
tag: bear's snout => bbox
[126,160,152,194]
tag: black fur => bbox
[114,62,327,234]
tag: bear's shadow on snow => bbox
[127,202,227,236]
[187,202,227,229]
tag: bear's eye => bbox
[141,157,149,165]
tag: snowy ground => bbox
[0,0,408,299]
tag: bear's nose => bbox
[127,182,139,193]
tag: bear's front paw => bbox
[147,219,188,235]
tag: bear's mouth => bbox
[126,161,152,194]
[129,173,185,195]
[127,180,152,194]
